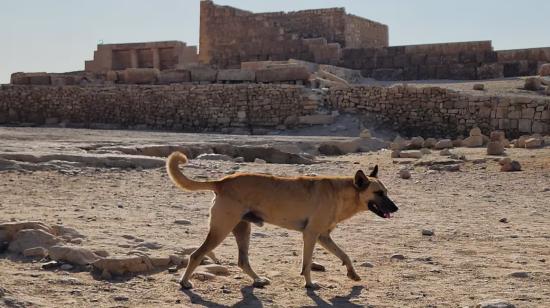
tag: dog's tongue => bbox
[384,212,392,219]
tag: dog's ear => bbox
[354,170,369,190]
[369,165,379,178]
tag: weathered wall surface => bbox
[199,1,388,68]
[0,84,314,131]
[327,86,550,137]
[1,84,548,137]
[340,41,501,80]
[344,14,388,49]
[497,47,550,77]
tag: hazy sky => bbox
[1,0,549,83]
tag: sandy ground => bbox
[1,127,549,307]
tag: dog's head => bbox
[353,166,399,219]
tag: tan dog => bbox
[166,152,398,289]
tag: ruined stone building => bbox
[199,0,388,68]
[198,1,550,80]
[85,41,198,73]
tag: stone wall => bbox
[2,84,548,137]
[0,84,315,131]
[199,1,388,68]
[327,86,550,137]
[497,47,550,77]
[340,41,501,80]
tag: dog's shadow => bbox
[181,286,262,308]
[306,285,365,308]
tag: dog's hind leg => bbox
[318,233,361,281]
[179,200,241,289]
[301,230,320,289]
[232,221,270,288]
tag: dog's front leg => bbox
[301,231,320,289]
[318,233,361,281]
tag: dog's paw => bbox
[179,279,193,289]
[304,281,321,290]
[347,271,361,281]
[252,277,271,288]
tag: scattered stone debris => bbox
[499,158,522,172]
[196,153,233,161]
[499,218,508,223]
[174,219,192,225]
[421,229,434,236]
[390,254,406,261]
[509,271,530,278]
[254,158,267,164]
[524,77,542,91]
[473,83,485,91]
[399,169,411,179]
[360,261,374,268]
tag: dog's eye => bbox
[375,191,385,196]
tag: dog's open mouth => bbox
[368,202,392,219]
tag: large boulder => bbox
[434,139,453,149]
[524,137,543,148]
[8,229,61,253]
[486,141,505,155]
[463,135,484,147]
[524,77,542,91]
[123,68,160,84]
[539,63,550,76]
[93,255,155,276]
[49,245,101,265]
[0,221,53,242]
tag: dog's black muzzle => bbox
[368,194,399,219]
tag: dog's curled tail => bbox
[166,152,216,192]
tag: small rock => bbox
[360,262,374,268]
[499,158,522,172]
[254,158,267,164]
[470,127,482,136]
[399,169,411,179]
[311,262,326,272]
[476,299,516,308]
[234,157,245,163]
[390,254,406,261]
[174,219,192,225]
[463,135,483,147]
[420,148,431,155]
[409,136,425,149]
[168,266,178,273]
[23,247,48,258]
[60,264,74,271]
[198,264,229,276]
[391,150,401,158]
[399,150,422,159]
[192,271,216,281]
[434,139,453,150]
[524,137,542,149]
[196,153,233,162]
[509,271,530,278]
[113,295,129,302]
[524,77,542,91]
[486,141,505,155]
[473,83,485,91]
[499,218,508,223]
[135,241,163,250]
[421,229,434,236]
[439,149,452,156]
[42,261,60,270]
[424,138,437,148]
[490,131,505,142]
